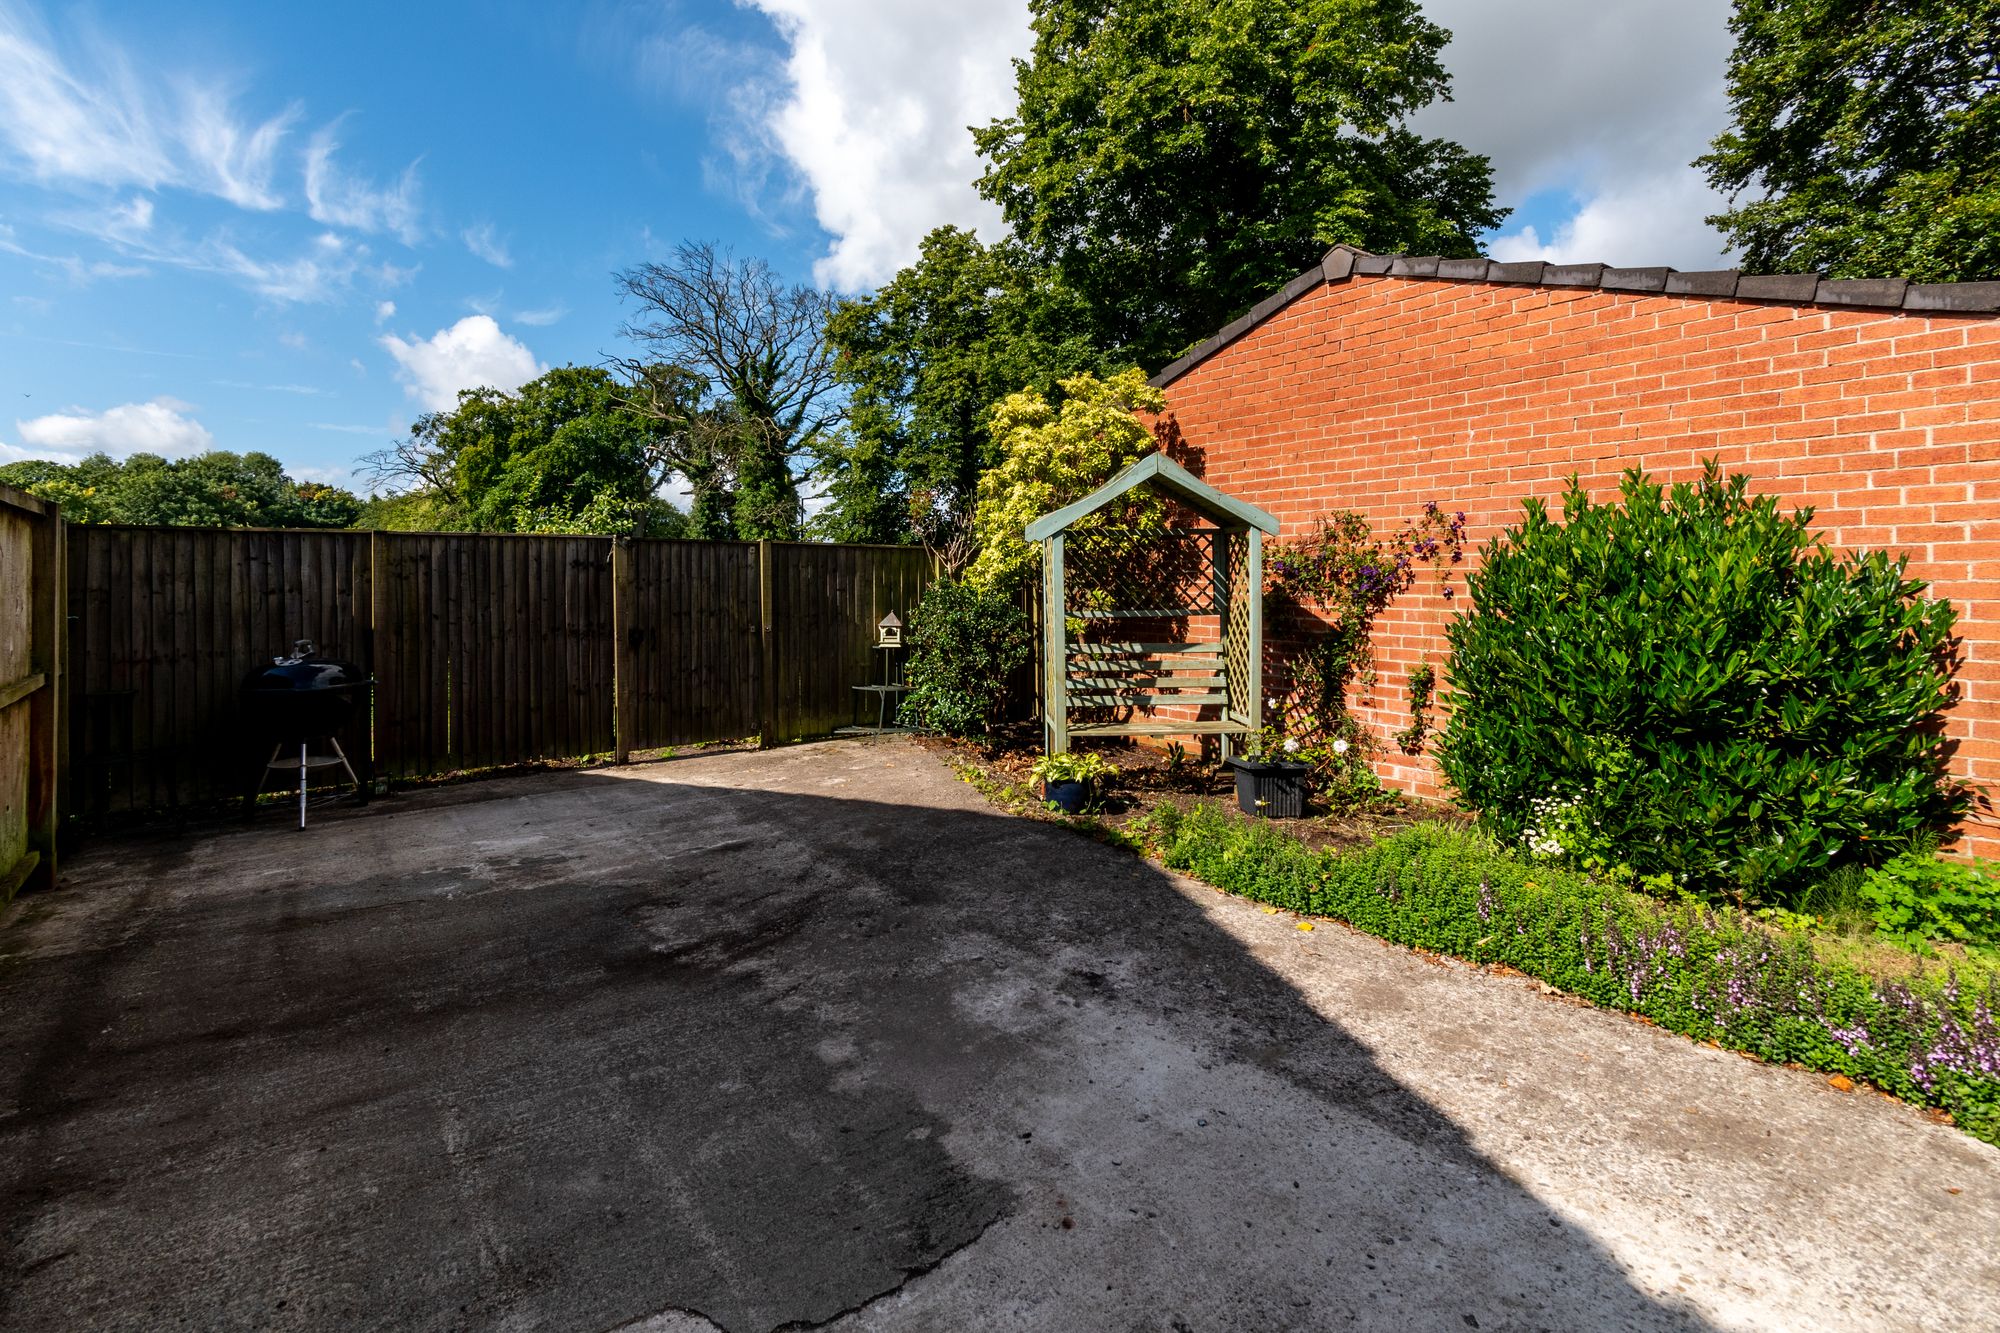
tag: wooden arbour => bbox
[1026,453,1278,757]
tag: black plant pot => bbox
[1228,758,1310,819]
[1042,778,1091,814]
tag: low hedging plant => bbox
[1861,851,2000,949]
[1437,462,1965,906]
[899,578,1033,738]
[1154,803,2000,1145]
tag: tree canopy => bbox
[361,365,687,537]
[1699,0,2000,280]
[613,241,842,540]
[966,368,1166,591]
[0,451,362,528]
[818,226,1107,546]
[973,0,1506,368]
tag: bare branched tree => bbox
[611,241,843,539]
[359,411,463,503]
[907,484,979,577]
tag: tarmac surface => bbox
[1,738,1996,1331]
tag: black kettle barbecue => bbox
[240,639,371,827]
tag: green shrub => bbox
[1157,803,2000,1145]
[1436,462,1963,905]
[1862,852,2000,948]
[1029,751,1118,786]
[898,579,1034,738]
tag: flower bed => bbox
[1152,803,2000,1146]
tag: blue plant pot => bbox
[1042,778,1090,814]
[1228,759,1310,819]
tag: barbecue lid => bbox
[241,640,369,693]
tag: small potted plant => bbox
[1029,750,1119,814]
[1225,725,1340,819]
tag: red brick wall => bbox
[1155,274,2000,853]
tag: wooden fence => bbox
[64,528,936,818]
[0,486,60,903]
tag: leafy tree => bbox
[512,491,692,539]
[613,241,842,540]
[614,362,746,540]
[965,368,1165,591]
[818,226,1105,546]
[0,451,362,528]
[973,0,1506,367]
[352,490,457,532]
[362,366,682,536]
[1436,464,1965,905]
[1699,0,2000,280]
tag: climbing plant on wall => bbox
[1265,502,1466,755]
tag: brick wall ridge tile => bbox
[1150,246,2000,387]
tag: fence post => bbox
[25,505,61,892]
[611,537,635,764]
[758,538,776,748]
[368,530,389,782]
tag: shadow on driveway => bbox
[0,745,1704,1331]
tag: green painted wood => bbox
[1023,452,1279,542]
[1068,719,1243,736]
[1067,673,1226,689]
[1246,526,1264,731]
[1044,533,1066,751]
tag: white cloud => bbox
[695,1,1736,286]
[55,192,155,246]
[731,0,1027,289]
[462,221,511,268]
[513,303,566,326]
[303,123,422,243]
[0,222,147,282]
[49,222,401,304]
[213,380,329,396]
[0,4,295,208]
[309,420,395,436]
[1489,173,1734,269]
[198,233,360,303]
[1418,0,1736,268]
[374,298,395,324]
[13,395,212,459]
[285,461,359,485]
[175,84,297,210]
[379,315,543,411]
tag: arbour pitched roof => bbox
[1149,243,2000,389]
[1023,451,1279,542]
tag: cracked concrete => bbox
[1,738,1996,1331]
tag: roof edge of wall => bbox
[1148,244,2000,389]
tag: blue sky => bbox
[0,1,1735,491]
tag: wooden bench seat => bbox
[1067,719,1245,737]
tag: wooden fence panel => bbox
[64,526,371,817]
[371,533,615,778]
[624,539,761,749]
[60,527,942,816]
[765,542,935,741]
[1,485,60,903]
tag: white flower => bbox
[1282,738,1300,753]
[1331,739,1350,755]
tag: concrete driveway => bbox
[1,739,1995,1332]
